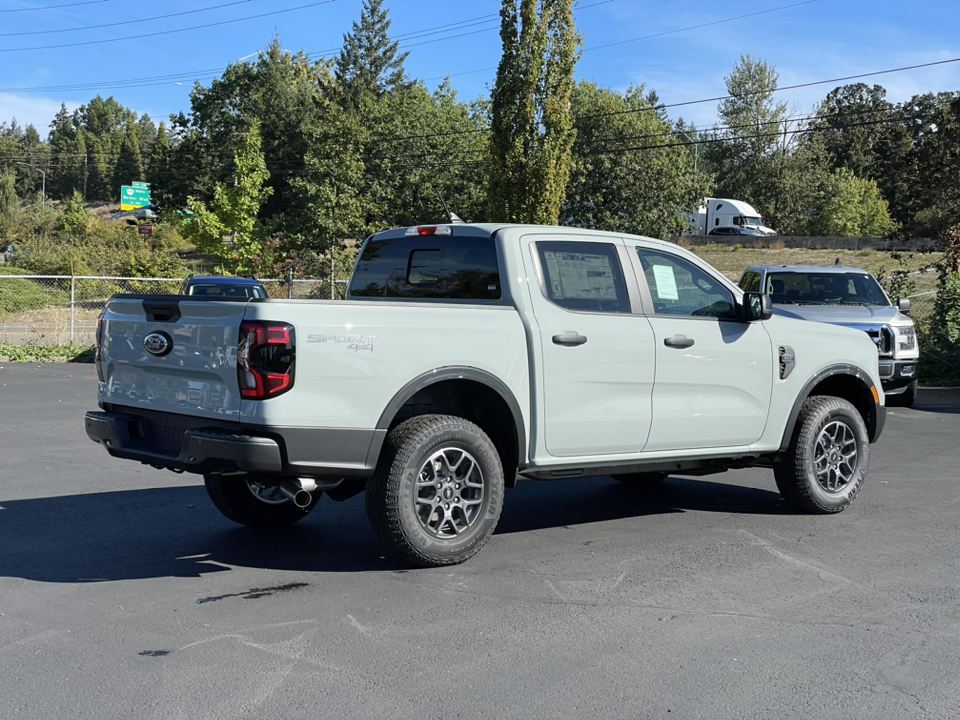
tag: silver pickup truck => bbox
[739,264,919,407]
[85,223,886,567]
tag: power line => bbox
[583,0,819,53]
[0,0,106,13]
[0,0,253,37]
[0,0,334,53]
[0,0,592,92]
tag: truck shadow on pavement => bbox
[0,475,785,583]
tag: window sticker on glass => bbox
[652,265,679,300]
[543,251,618,300]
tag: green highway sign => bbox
[120,184,151,210]
[132,181,150,189]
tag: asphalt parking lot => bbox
[2,363,959,720]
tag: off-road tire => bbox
[887,379,918,408]
[774,396,868,514]
[611,471,669,486]
[204,473,320,527]
[366,415,505,568]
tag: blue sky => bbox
[1,0,958,135]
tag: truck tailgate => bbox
[99,295,247,421]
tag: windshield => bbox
[767,272,890,305]
[741,216,762,227]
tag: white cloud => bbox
[0,93,77,135]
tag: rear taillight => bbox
[238,322,296,399]
[95,313,104,382]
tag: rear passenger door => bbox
[521,233,656,458]
[628,244,774,451]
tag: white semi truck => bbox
[687,198,778,236]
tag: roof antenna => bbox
[435,187,463,224]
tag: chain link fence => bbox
[0,275,346,347]
[0,272,944,349]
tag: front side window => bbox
[536,241,630,314]
[636,247,736,319]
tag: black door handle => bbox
[663,334,695,348]
[552,332,588,347]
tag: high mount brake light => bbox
[238,322,296,399]
[404,225,452,237]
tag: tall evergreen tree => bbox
[113,125,145,191]
[488,0,581,224]
[147,123,172,206]
[334,0,409,104]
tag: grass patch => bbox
[0,343,95,362]
[689,245,942,287]
[0,266,68,316]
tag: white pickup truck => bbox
[85,223,886,567]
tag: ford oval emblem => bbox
[143,331,173,357]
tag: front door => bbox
[629,244,774,451]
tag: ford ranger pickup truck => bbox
[85,223,886,567]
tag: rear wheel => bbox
[366,415,504,568]
[611,471,669,486]
[774,396,868,514]
[204,473,320,527]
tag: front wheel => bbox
[204,473,320,527]
[774,396,868,514]
[366,415,505,568]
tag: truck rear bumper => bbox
[84,406,383,478]
[85,410,283,474]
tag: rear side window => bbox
[535,241,630,313]
[349,236,500,300]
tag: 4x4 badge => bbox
[143,331,173,357]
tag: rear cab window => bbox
[349,231,501,301]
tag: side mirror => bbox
[742,291,773,322]
[897,297,911,314]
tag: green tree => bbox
[808,83,914,227]
[113,125,145,191]
[334,0,409,105]
[48,103,86,200]
[183,121,274,274]
[488,0,581,224]
[68,96,140,201]
[907,94,960,238]
[564,82,708,237]
[812,168,895,237]
[169,37,326,219]
[702,55,788,225]
[147,123,172,207]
